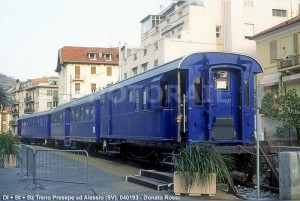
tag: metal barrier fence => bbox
[19,144,90,190]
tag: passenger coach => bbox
[19,52,263,160]
[18,110,52,144]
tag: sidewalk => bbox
[0,149,238,201]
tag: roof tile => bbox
[253,15,300,38]
[59,46,119,64]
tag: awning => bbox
[260,72,281,86]
[282,73,300,82]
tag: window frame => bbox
[142,87,147,110]
[160,81,168,107]
[194,77,203,106]
[135,89,140,112]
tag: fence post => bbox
[86,150,89,188]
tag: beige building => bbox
[1,108,11,134]
[253,15,300,142]
[10,77,59,135]
[55,46,119,105]
[120,0,299,80]
[254,15,300,95]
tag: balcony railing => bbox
[12,109,19,116]
[24,96,34,102]
[277,54,300,70]
[72,75,85,81]
[9,121,18,126]
[24,108,35,114]
[11,100,20,105]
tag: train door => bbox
[109,93,113,135]
[209,67,241,140]
[65,108,70,138]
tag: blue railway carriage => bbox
[64,92,100,147]
[18,110,52,144]
[17,52,263,162]
[51,104,70,146]
[99,52,262,154]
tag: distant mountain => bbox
[0,73,17,106]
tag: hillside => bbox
[0,73,17,106]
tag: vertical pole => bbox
[26,146,29,177]
[177,70,182,142]
[86,151,89,188]
[183,94,186,133]
[33,150,37,188]
[256,83,261,199]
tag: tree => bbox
[261,88,300,146]
[0,85,9,110]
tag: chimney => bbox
[160,4,164,12]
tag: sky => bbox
[0,0,171,81]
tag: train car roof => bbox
[179,52,263,73]
[52,55,185,111]
[52,91,101,112]
[18,109,52,120]
[98,51,263,94]
[51,51,263,111]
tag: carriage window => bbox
[75,109,79,122]
[215,71,228,90]
[142,87,147,110]
[81,107,84,121]
[135,89,139,112]
[90,106,95,120]
[100,96,105,109]
[128,90,133,102]
[161,81,168,107]
[194,77,203,105]
[71,110,74,122]
[113,95,117,106]
[244,80,250,106]
[85,106,90,120]
[60,113,63,123]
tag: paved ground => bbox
[0,146,239,201]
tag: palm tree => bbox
[0,85,9,110]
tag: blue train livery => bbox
[18,52,263,158]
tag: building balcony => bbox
[24,96,34,103]
[24,108,35,114]
[277,54,300,74]
[9,121,18,126]
[72,75,85,81]
[11,100,19,105]
[12,109,19,116]
[53,94,59,102]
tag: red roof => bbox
[253,15,300,39]
[31,77,57,85]
[56,46,119,72]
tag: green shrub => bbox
[172,142,232,190]
[0,131,19,159]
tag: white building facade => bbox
[55,46,119,105]
[120,0,300,79]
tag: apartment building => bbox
[10,77,58,135]
[120,0,300,79]
[253,15,300,142]
[0,108,11,134]
[254,15,300,95]
[55,46,119,105]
